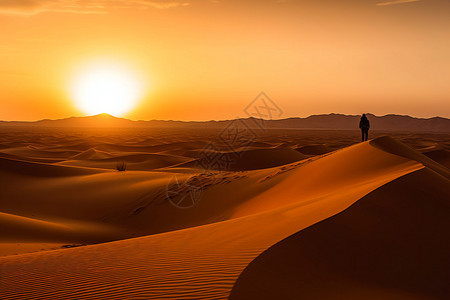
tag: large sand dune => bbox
[0,127,449,299]
[230,168,450,300]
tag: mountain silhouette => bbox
[0,113,449,132]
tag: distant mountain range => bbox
[1,113,449,132]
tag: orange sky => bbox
[0,0,449,121]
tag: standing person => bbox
[359,114,370,142]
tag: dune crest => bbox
[0,157,101,177]
[370,136,450,179]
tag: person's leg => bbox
[365,129,369,141]
[361,129,364,142]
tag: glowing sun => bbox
[71,62,143,116]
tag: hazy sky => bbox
[0,0,449,121]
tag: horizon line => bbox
[1,112,449,123]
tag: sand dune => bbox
[0,146,79,159]
[0,212,122,244]
[370,136,450,179]
[0,151,62,164]
[230,168,450,300]
[0,134,448,299]
[59,152,192,171]
[94,141,208,155]
[179,147,308,171]
[70,148,114,160]
[0,128,449,299]
[229,147,308,170]
[0,157,101,177]
[424,149,450,168]
[295,144,333,155]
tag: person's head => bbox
[362,113,366,118]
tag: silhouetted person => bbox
[359,114,370,142]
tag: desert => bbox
[0,118,449,299]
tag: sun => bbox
[70,62,143,117]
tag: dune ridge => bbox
[0,156,102,177]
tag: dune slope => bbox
[230,167,450,300]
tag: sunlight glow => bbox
[71,62,143,116]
